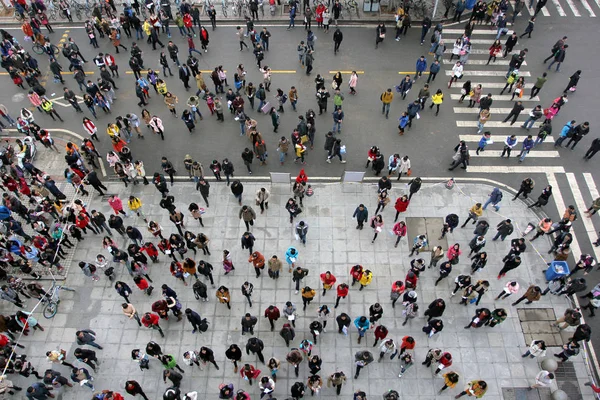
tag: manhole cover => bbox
[518,308,563,347]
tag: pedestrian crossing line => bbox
[454,107,527,113]
[445,70,532,77]
[460,134,554,142]
[566,173,600,260]
[450,94,539,101]
[527,5,551,15]
[583,173,599,198]
[593,0,600,12]
[444,49,520,55]
[456,83,535,89]
[456,120,540,128]
[468,39,501,45]
[468,150,560,157]
[466,166,565,173]
[551,0,567,15]
[547,173,582,259]
[579,0,597,16]
[565,0,582,15]
[441,28,515,35]
[463,59,528,66]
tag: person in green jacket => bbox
[175,13,186,36]
[585,197,600,216]
[485,308,507,327]
[333,89,344,111]
[160,354,185,372]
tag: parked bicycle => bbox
[42,282,76,319]
[32,42,59,55]
[343,0,359,18]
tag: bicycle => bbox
[42,282,76,319]
[32,43,59,55]
[221,0,229,16]
[410,0,430,18]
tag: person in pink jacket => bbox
[393,221,407,248]
[108,195,127,216]
[370,215,384,244]
[496,280,519,300]
[447,243,462,263]
[28,90,43,112]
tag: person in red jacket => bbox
[434,352,452,375]
[335,283,349,308]
[391,280,405,308]
[141,312,164,337]
[76,213,99,234]
[320,271,337,296]
[296,169,308,185]
[405,271,418,289]
[239,363,260,385]
[104,391,125,400]
[372,324,389,346]
[264,305,280,331]
[350,265,363,286]
[399,336,416,355]
[141,242,159,263]
[183,12,195,35]
[394,195,410,222]
[133,276,153,296]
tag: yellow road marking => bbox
[398,71,430,74]
[329,70,365,74]
[270,70,297,73]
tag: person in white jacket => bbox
[397,156,411,180]
[149,115,165,140]
[529,370,554,389]
[448,61,464,88]
[388,153,400,176]
[378,338,398,361]
[184,392,198,400]
[522,339,547,358]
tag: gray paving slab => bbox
[1,181,597,399]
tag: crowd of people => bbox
[0,0,599,398]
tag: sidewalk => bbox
[3,177,594,399]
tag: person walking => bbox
[529,371,554,390]
[455,380,488,398]
[239,205,257,231]
[547,44,568,72]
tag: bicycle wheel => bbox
[49,9,58,20]
[32,44,44,55]
[43,301,58,318]
[51,45,59,55]
[75,8,82,19]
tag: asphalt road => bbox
[2,10,600,357]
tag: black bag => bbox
[450,257,459,265]
[199,318,209,332]
[104,267,114,276]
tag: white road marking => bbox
[579,0,596,16]
[442,28,515,35]
[450,94,538,101]
[564,0,582,15]
[551,0,567,15]
[566,173,599,260]
[465,166,565,173]
[547,173,581,259]
[449,82,535,89]
[583,173,599,198]
[445,70,532,77]
[462,59,528,66]
[469,150,560,157]
[460,134,553,141]
[454,107,524,113]
[456,120,540,128]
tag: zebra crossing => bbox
[507,0,598,17]
[442,28,561,169]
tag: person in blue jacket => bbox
[398,75,413,100]
[555,120,576,148]
[354,316,370,344]
[427,60,441,84]
[415,56,427,80]
[482,187,503,211]
[518,135,535,163]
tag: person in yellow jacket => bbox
[128,196,147,222]
[41,97,63,122]
[461,202,483,227]
[156,79,168,96]
[143,19,152,37]
[107,123,120,139]
[439,371,460,394]
[455,380,487,398]
[301,286,316,311]
[359,269,373,291]
[295,143,306,165]
[429,89,443,116]
[380,88,394,119]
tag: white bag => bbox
[342,325,348,335]
[416,113,421,120]
[295,233,300,240]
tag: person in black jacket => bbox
[246,337,265,364]
[584,137,600,160]
[564,70,581,93]
[199,346,220,369]
[502,101,525,125]
[336,312,351,333]
[424,298,446,321]
[407,177,422,200]
[547,44,568,72]
[377,176,392,193]
[241,232,255,254]
[185,308,203,333]
[333,28,343,54]
[566,121,590,150]
[125,380,149,400]
[225,344,243,373]
[375,23,386,49]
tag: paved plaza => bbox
[3,174,595,399]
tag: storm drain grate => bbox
[554,362,584,400]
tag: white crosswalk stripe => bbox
[454,107,526,114]
[565,0,582,15]
[551,0,567,15]
[463,59,528,66]
[468,150,560,157]
[449,94,539,101]
[579,0,597,16]
[456,121,541,128]
[445,70,532,77]
[460,135,554,141]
